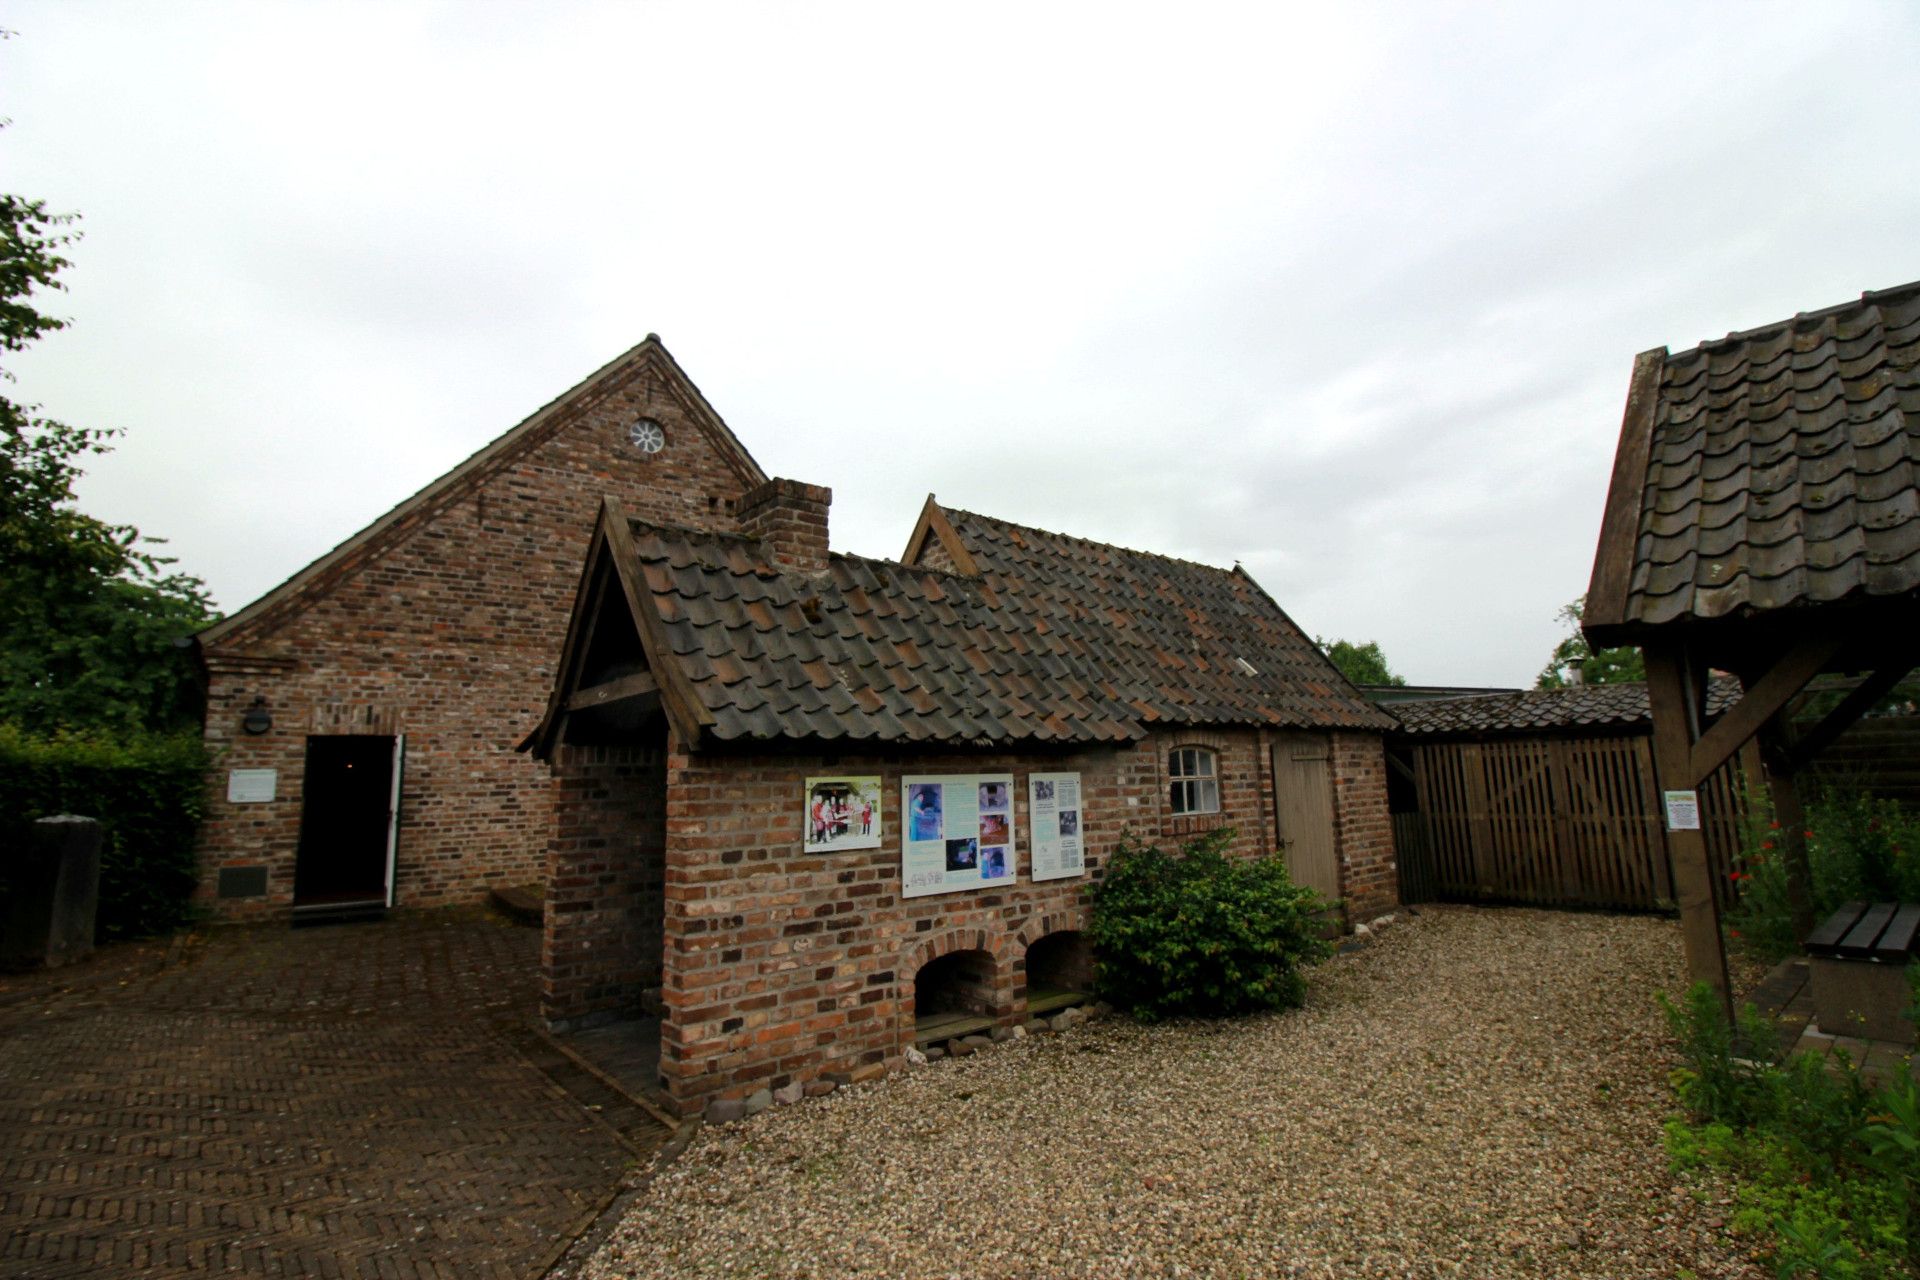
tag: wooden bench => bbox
[1804,901,1918,1045]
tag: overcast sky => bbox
[7,2,1918,686]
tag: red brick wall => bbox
[1330,732,1397,921]
[622,726,1377,1115]
[196,351,758,914]
[737,479,831,573]
[543,742,668,1030]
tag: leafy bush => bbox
[0,724,208,940]
[1661,982,1917,1278]
[1086,828,1333,1021]
[1727,785,1920,962]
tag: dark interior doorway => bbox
[294,735,400,909]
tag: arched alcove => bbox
[1024,929,1093,1017]
[912,948,998,1047]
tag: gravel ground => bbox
[585,906,1766,1279]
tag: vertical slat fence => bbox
[1396,732,1747,911]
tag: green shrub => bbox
[0,724,208,940]
[1660,982,1917,1278]
[1086,828,1333,1022]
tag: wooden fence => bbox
[1804,715,1920,807]
[1394,734,1749,912]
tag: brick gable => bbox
[197,338,764,913]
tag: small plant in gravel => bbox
[1086,827,1332,1022]
[1660,982,1917,1279]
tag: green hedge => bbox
[0,725,208,940]
[1086,827,1334,1021]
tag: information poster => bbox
[901,774,1016,897]
[1029,772,1084,881]
[1663,789,1701,832]
[804,776,882,852]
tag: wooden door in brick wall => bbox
[1272,733,1340,899]
[293,734,401,909]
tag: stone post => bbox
[2,815,104,970]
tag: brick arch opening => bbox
[914,950,996,1020]
[1024,929,1094,1017]
[902,931,1010,1051]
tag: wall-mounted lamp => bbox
[242,696,273,736]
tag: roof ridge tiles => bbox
[943,507,1249,580]
[1676,280,1920,359]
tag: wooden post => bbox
[1760,734,1816,942]
[1644,644,1733,1017]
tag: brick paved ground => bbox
[0,910,660,1278]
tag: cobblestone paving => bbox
[0,910,641,1278]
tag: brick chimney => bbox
[737,478,832,573]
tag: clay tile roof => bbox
[1390,676,1742,738]
[1587,282,1920,643]
[621,509,1391,747]
[938,509,1392,734]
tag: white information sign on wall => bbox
[1663,789,1701,831]
[901,773,1016,898]
[227,768,278,804]
[1029,772,1085,882]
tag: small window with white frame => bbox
[1168,746,1219,816]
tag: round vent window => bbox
[628,417,666,454]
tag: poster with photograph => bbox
[1029,772,1085,881]
[804,776,882,852]
[901,773,1016,897]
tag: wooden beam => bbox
[1687,637,1841,787]
[1584,348,1666,636]
[566,670,659,712]
[1783,665,1914,774]
[900,494,980,577]
[1759,733,1817,942]
[1645,644,1732,1017]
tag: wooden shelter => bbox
[1585,281,1920,1010]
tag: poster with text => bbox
[1029,772,1085,881]
[901,774,1016,897]
[804,776,882,852]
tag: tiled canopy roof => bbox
[1587,282,1920,643]
[1389,677,1741,738]
[617,509,1390,747]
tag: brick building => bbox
[529,486,1399,1117]
[191,338,766,917]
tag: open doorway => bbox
[294,734,402,913]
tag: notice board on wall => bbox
[901,773,1016,897]
[803,775,882,852]
[1028,772,1084,881]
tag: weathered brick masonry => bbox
[527,430,1400,1112]
[195,341,763,914]
[1331,732,1397,921]
[547,725,1394,1114]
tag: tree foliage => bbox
[1535,594,1643,689]
[1,192,217,733]
[1317,637,1406,687]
